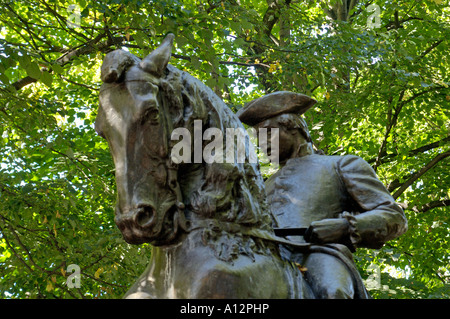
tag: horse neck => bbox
[161,65,274,234]
[180,161,273,234]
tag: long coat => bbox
[266,154,408,249]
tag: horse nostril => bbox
[135,206,155,227]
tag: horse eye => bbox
[142,108,159,125]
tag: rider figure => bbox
[237,91,408,298]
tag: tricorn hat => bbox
[236,91,317,126]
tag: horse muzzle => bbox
[115,204,159,244]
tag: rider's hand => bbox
[304,218,350,244]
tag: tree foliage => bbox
[0,0,448,298]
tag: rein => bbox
[185,217,311,253]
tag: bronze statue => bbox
[95,34,407,299]
[95,34,315,298]
[237,92,408,298]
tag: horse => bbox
[94,34,315,298]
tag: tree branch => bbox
[0,222,34,274]
[262,0,282,39]
[11,32,109,91]
[417,39,444,61]
[373,93,405,171]
[410,199,450,213]
[373,86,446,171]
[368,135,450,164]
[1,218,48,274]
[38,0,90,42]
[324,0,361,22]
[171,52,270,68]
[350,0,374,20]
[11,76,37,91]
[409,136,450,156]
[391,150,450,199]
[385,16,424,30]
[58,75,100,91]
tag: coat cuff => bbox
[340,211,361,252]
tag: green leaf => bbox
[65,148,74,159]
[25,62,41,80]
[190,56,201,69]
[41,71,53,87]
[0,73,10,85]
[51,64,64,74]
[133,30,148,49]
[17,54,31,68]
[176,35,189,48]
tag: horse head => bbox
[95,34,187,245]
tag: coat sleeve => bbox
[337,155,408,249]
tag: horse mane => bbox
[158,64,274,233]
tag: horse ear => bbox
[101,50,140,83]
[139,33,174,77]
